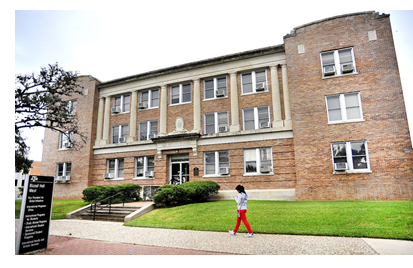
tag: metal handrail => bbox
[90,191,125,221]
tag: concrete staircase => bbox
[78,206,140,222]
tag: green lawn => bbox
[125,200,413,240]
[15,199,88,220]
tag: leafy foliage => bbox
[15,63,84,172]
[82,184,142,203]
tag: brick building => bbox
[41,11,413,200]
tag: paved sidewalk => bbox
[15,219,413,255]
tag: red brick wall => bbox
[41,76,100,199]
[284,12,413,200]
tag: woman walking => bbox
[229,184,254,237]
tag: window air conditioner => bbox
[215,89,226,97]
[138,102,148,109]
[55,176,63,182]
[341,63,354,73]
[112,107,120,114]
[260,166,272,173]
[255,82,266,91]
[149,134,158,139]
[323,66,336,76]
[119,137,127,143]
[260,121,270,129]
[219,167,229,175]
[55,176,70,183]
[104,173,114,179]
[218,125,228,133]
[334,163,348,171]
[64,142,73,149]
[145,171,154,178]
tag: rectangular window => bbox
[171,83,191,105]
[204,151,229,175]
[107,158,124,179]
[58,131,74,149]
[204,76,227,99]
[326,92,363,123]
[141,89,159,108]
[113,94,130,113]
[331,141,370,172]
[243,106,271,130]
[204,111,229,134]
[55,162,72,182]
[135,156,155,178]
[111,124,129,143]
[139,120,158,140]
[241,70,267,94]
[244,148,273,174]
[321,47,356,77]
[67,99,77,116]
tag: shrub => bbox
[82,184,141,203]
[153,181,220,207]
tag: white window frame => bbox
[242,106,271,130]
[67,99,77,116]
[111,124,129,144]
[106,158,124,179]
[243,147,273,175]
[113,94,130,113]
[56,162,71,177]
[204,111,229,134]
[139,120,158,141]
[134,156,155,179]
[241,69,268,94]
[203,151,230,177]
[58,131,74,150]
[203,76,227,100]
[140,88,159,109]
[320,47,357,78]
[326,92,364,124]
[331,140,371,174]
[170,82,191,105]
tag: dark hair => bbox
[235,184,246,194]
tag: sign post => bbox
[15,175,55,255]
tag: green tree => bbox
[15,63,84,173]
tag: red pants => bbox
[233,210,252,233]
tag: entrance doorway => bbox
[169,154,189,185]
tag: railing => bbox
[90,191,125,221]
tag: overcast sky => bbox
[10,1,413,162]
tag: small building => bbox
[41,11,413,200]
[15,161,41,198]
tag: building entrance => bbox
[169,154,189,185]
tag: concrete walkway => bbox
[15,219,413,255]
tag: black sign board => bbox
[15,175,55,255]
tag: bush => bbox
[153,181,220,208]
[82,184,141,203]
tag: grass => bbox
[15,199,88,220]
[124,200,413,240]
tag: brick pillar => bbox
[282,64,292,128]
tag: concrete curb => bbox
[124,203,156,222]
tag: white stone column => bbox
[128,91,138,142]
[192,78,201,133]
[101,96,111,145]
[271,65,284,128]
[159,85,167,136]
[229,72,240,132]
[281,64,292,128]
[95,97,105,145]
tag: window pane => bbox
[258,107,269,124]
[123,95,130,112]
[353,157,367,169]
[242,73,253,93]
[118,159,124,177]
[141,91,149,103]
[255,71,266,83]
[346,107,361,120]
[65,163,71,177]
[108,160,116,173]
[182,83,191,102]
[332,143,346,157]
[327,96,341,109]
[218,112,228,125]
[205,152,215,175]
[321,52,335,66]
[57,164,64,176]
[217,77,227,90]
[245,161,257,173]
[244,109,255,130]
[205,114,215,134]
[136,157,144,176]
[329,109,342,121]
[244,149,256,161]
[219,151,229,164]
[345,94,361,120]
[351,142,365,156]
[114,97,121,108]
[150,121,158,136]
[205,80,213,90]
[122,125,129,139]
[139,122,148,140]
[112,126,119,143]
[171,86,180,104]
[339,49,353,64]
[151,89,159,107]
